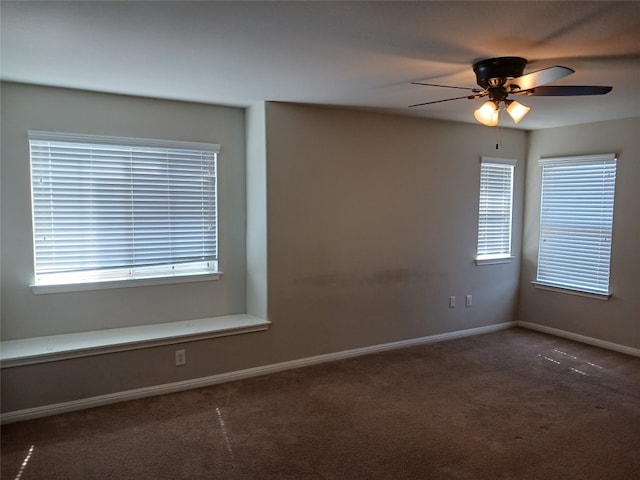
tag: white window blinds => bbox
[536,153,617,295]
[29,131,219,286]
[477,157,516,260]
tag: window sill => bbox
[531,281,611,301]
[475,256,515,266]
[31,271,222,295]
[0,314,270,368]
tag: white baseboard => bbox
[0,322,514,425]
[516,321,640,358]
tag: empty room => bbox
[1,1,639,479]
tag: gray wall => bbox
[519,117,640,350]
[1,83,248,339]
[245,102,268,319]
[1,84,528,412]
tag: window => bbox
[28,131,219,290]
[476,157,516,265]
[535,153,617,297]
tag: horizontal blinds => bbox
[536,154,616,294]
[477,158,516,257]
[29,132,218,281]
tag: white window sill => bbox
[475,255,515,266]
[0,314,270,368]
[532,281,611,301]
[31,271,222,295]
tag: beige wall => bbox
[264,103,526,359]
[1,85,528,412]
[519,117,640,350]
[2,84,637,415]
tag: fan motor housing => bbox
[473,57,527,89]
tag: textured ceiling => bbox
[2,1,639,130]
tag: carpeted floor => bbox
[2,327,639,479]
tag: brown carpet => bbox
[2,327,639,479]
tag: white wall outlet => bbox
[175,349,186,366]
[466,295,473,307]
[449,296,456,308]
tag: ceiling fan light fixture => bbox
[411,57,611,127]
[505,99,531,124]
[474,101,499,126]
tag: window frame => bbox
[28,131,221,294]
[533,153,617,299]
[475,157,517,266]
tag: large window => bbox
[28,131,219,290]
[535,153,617,297]
[476,157,516,264]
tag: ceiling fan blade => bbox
[409,93,485,108]
[515,85,613,96]
[411,82,482,93]
[506,65,574,90]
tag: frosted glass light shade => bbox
[474,101,499,126]
[505,100,531,124]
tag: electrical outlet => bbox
[449,296,456,308]
[175,349,186,366]
[466,295,473,307]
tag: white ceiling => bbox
[2,1,639,130]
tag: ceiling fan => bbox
[410,57,612,126]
